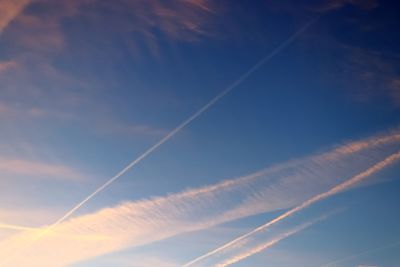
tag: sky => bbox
[0,0,400,266]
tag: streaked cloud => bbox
[213,214,331,267]
[0,60,18,72]
[182,149,400,266]
[316,0,379,11]
[0,0,217,149]
[0,130,399,266]
[0,157,84,181]
[0,0,31,33]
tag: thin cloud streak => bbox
[214,214,332,267]
[0,16,321,265]
[0,131,399,266]
[182,151,400,267]
[0,158,83,181]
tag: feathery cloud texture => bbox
[0,130,399,266]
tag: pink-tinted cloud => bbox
[0,0,216,145]
[0,130,399,267]
[0,158,83,181]
[0,0,31,33]
[316,0,379,11]
[0,60,18,72]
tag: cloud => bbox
[316,0,379,12]
[0,0,218,148]
[0,158,84,181]
[0,60,18,72]
[0,0,31,33]
[213,214,331,267]
[182,149,400,266]
[0,130,399,266]
[336,47,400,106]
[2,0,214,57]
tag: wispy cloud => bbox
[19,18,319,258]
[315,0,379,12]
[0,0,31,33]
[182,149,400,266]
[0,60,18,72]
[0,0,218,148]
[0,157,84,181]
[0,130,399,266]
[213,213,332,267]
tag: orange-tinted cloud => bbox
[0,130,399,267]
[0,0,31,33]
[0,60,18,72]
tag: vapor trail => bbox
[319,241,400,267]
[182,151,400,267]
[215,213,332,267]
[50,15,319,229]
[0,16,320,267]
[0,130,398,266]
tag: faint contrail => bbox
[319,241,400,267]
[182,151,400,267]
[215,212,335,267]
[0,16,320,267]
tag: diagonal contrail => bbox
[0,16,319,267]
[182,151,400,267]
[215,212,336,267]
[48,15,320,231]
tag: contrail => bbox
[49,15,319,230]
[0,16,320,267]
[1,131,398,266]
[182,151,400,267]
[319,241,400,267]
[215,212,335,267]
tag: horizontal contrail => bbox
[215,213,334,267]
[182,151,400,267]
[0,16,319,267]
[319,241,400,267]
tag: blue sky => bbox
[0,0,400,266]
